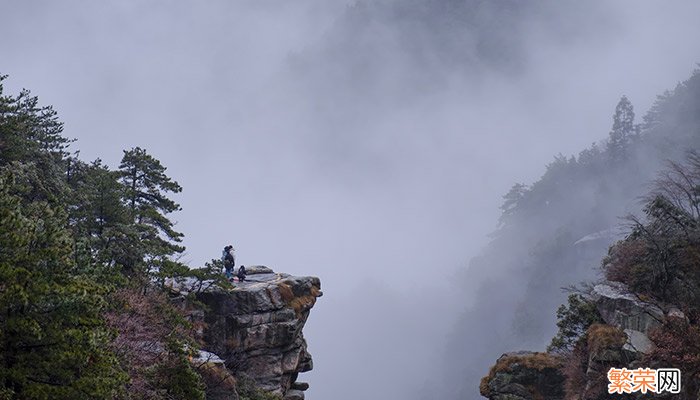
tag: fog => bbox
[2,1,700,399]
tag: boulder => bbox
[581,324,636,399]
[192,349,226,366]
[246,265,274,275]
[284,389,305,400]
[591,282,663,334]
[480,351,565,400]
[622,328,654,354]
[291,381,309,391]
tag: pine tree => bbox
[67,159,133,271]
[607,95,637,163]
[118,147,184,275]
[0,170,127,399]
[0,76,72,203]
[498,183,527,227]
[0,75,210,399]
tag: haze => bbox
[2,1,700,399]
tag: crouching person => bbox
[237,265,247,282]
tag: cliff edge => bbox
[169,266,321,400]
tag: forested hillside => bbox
[445,69,700,399]
[480,96,700,400]
[0,75,258,400]
[549,149,700,399]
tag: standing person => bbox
[222,245,235,281]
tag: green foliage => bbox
[607,95,638,163]
[188,259,233,291]
[464,69,700,380]
[153,306,206,400]
[498,183,526,227]
[557,149,700,397]
[0,75,213,399]
[0,76,72,203]
[0,172,127,399]
[548,294,603,353]
[142,336,206,400]
[602,151,700,312]
[119,147,184,266]
[67,159,133,273]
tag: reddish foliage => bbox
[647,319,700,398]
[104,287,200,398]
[603,239,648,285]
[562,341,588,400]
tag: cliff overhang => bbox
[168,266,322,399]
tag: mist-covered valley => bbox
[2,1,700,399]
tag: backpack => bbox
[224,251,235,266]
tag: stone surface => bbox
[482,281,687,400]
[283,389,305,400]
[622,328,654,354]
[581,324,631,399]
[291,381,309,391]
[178,268,321,397]
[192,349,226,366]
[245,265,274,275]
[591,282,663,334]
[480,351,565,400]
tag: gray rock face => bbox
[622,328,654,354]
[193,270,321,396]
[591,282,663,334]
[482,281,689,400]
[591,282,666,356]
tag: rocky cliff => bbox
[169,266,322,400]
[480,282,684,400]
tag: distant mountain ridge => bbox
[444,69,700,399]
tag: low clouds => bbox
[2,1,700,399]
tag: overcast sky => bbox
[2,1,700,399]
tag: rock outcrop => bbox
[480,281,688,400]
[591,282,687,356]
[169,267,321,399]
[591,282,662,333]
[480,351,565,400]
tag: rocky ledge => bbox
[480,351,565,400]
[480,281,686,400]
[169,266,322,400]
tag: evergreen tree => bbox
[0,170,126,399]
[0,76,72,203]
[498,183,527,227]
[118,147,184,275]
[0,74,213,399]
[67,159,133,271]
[607,95,637,163]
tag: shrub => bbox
[105,287,205,400]
[647,319,700,398]
[548,294,604,353]
[480,352,564,398]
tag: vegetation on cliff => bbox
[544,149,700,398]
[0,75,230,399]
[480,69,700,399]
[453,68,700,397]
